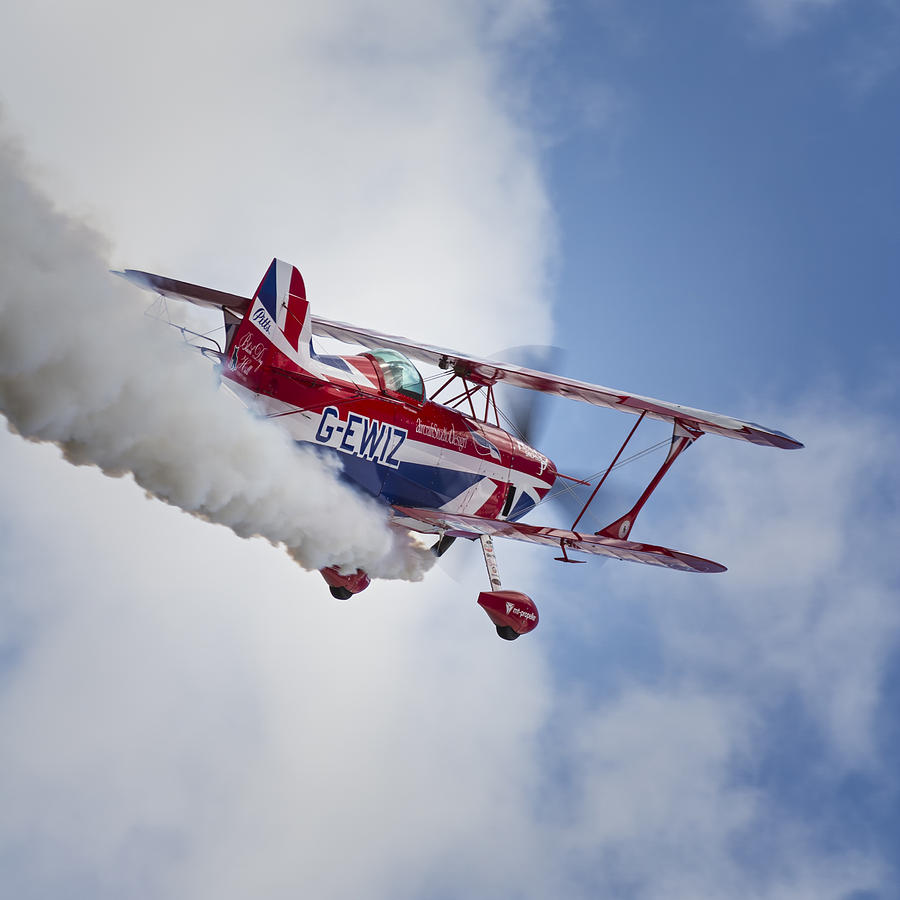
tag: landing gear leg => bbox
[479,534,503,592]
[475,535,536,639]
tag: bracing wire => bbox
[535,436,671,510]
[143,295,226,354]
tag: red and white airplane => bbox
[116,259,802,640]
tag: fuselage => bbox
[221,340,557,529]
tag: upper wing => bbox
[113,268,801,450]
[394,506,726,573]
[112,269,252,313]
[311,316,803,450]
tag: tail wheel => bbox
[330,585,354,600]
[431,535,457,558]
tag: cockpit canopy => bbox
[369,348,426,402]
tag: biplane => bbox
[115,259,802,640]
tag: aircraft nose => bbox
[544,454,558,487]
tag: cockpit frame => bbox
[365,348,426,403]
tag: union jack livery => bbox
[116,259,803,640]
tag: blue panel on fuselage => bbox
[309,340,351,372]
[310,443,482,509]
[381,461,481,509]
[335,451,387,498]
[508,491,537,522]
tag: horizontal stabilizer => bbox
[394,506,726,573]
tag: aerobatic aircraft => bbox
[115,259,802,640]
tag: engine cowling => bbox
[476,590,539,640]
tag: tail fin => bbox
[226,259,313,380]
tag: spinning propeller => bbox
[491,345,562,447]
[491,344,664,534]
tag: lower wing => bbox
[394,506,725,574]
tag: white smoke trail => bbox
[0,133,434,581]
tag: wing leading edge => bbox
[312,317,802,450]
[395,506,726,574]
[112,269,252,313]
[114,268,801,451]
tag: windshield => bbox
[369,349,426,402]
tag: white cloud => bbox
[746,0,900,94]
[0,0,554,351]
[747,0,853,37]
[839,16,900,93]
[0,2,561,895]
[0,428,556,900]
[0,136,434,580]
[646,393,900,767]
[0,2,897,899]
[543,685,885,899]
[2,394,895,899]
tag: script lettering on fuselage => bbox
[511,436,549,476]
[230,333,266,377]
[415,420,468,451]
[314,406,406,469]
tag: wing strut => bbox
[571,410,647,531]
[429,371,502,427]
[582,418,703,542]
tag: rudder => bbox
[226,258,313,380]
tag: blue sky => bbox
[1,2,899,898]
[544,0,899,404]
